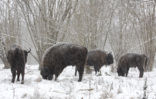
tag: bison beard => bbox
[40,43,88,82]
[117,53,148,78]
[7,45,30,84]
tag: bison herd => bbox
[6,43,148,84]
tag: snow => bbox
[0,64,156,99]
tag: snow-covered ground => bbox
[0,64,156,99]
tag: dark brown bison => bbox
[7,45,31,84]
[40,43,88,82]
[117,53,148,77]
[75,50,114,75]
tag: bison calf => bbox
[117,53,148,77]
[75,50,114,75]
[40,43,88,82]
[7,45,31,84]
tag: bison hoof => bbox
[11,80,15,83]
[97,73,102,76]
[21,81,24,84]
[78,79,82,82]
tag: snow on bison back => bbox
[40,43,88,82]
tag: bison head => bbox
[117,67,124,76]
[23,49,31,63]
[106,53,114,65]
[40,67,53,80]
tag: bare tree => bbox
[16,0,78,68]
[71,0,115,50]
[0,0,155,71]
[69,0,116,73]
[137,1,156,71]
[109,0,156,71]
[123,0,156,71]
[0,0,22,68]
[109,0,136,70]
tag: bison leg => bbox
[55,75,58,81]
[55,71,61,81]
[54,69,63,81]
[11,67,16,83]
[21,70,25,84]
[75,67,77,76]
[125,67,129,77]
[77,65,84,82]
[138,66,144,78]
[94,66,98,75]
[94,65,101,75]
[97,66,102,76]
[17,71,20,81]
[55,73,60,81]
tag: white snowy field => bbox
[0,64,156,99]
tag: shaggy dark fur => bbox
[117,53,148,77]
[7,45,31,84]
[40,43,88,82]
[87,50,113,74]
[75,50,114,75]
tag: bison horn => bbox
[27,48,31,53]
